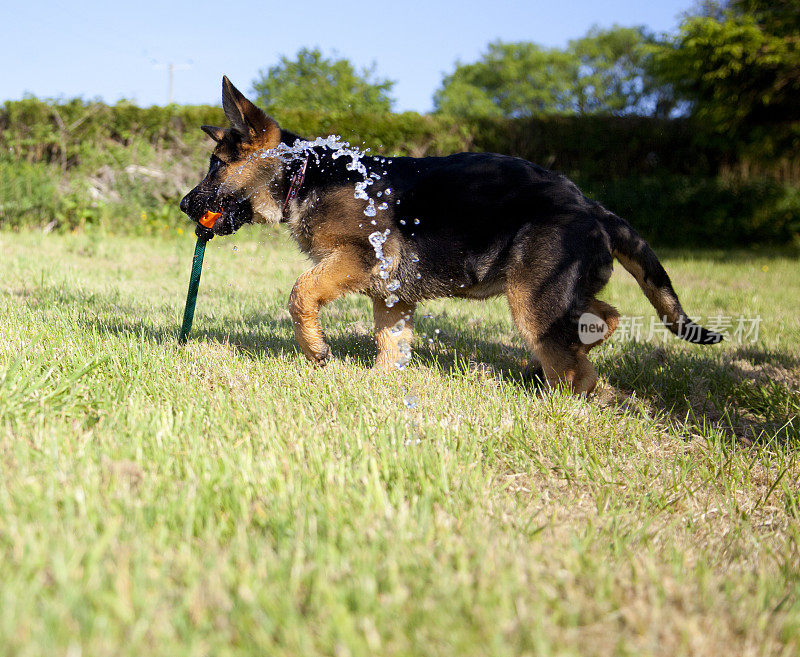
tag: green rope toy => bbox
[178,211,220,345]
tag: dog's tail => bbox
[597,209,723,344]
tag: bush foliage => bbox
[0,96,797,246]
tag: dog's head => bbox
[180,77,286,235]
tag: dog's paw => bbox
[298,341,331,367]
[522,361,544,380]
[371,357,394,371]
[313,343,331,367]
[522,361,546,388]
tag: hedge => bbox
[1,97,798,245]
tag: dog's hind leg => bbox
[506,281,596,393]
[522,355,545,383]
[373,298,416,370]
[289,248,369,365]
[507,282,598,394]
[505,223,613,395]
[584,298,620,351]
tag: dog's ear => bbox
[201,125,226,143]
[221,76,280,145]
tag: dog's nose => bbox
[179,194,190,215]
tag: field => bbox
[1,227,799,656]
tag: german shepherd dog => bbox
[180,77,721,394]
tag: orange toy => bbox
[199,210,222,228]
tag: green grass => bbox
[1,227,799,656]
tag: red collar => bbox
[282,156,310,215]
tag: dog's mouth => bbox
[191,200,253,237]
[212,199,253,235]
[180,188,254,237]
[209,207,235,236]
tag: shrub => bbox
[0,98,797,245]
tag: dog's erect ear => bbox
[221,76,280,144]
[201,125,226,143]
[221,76,254,133]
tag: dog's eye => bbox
[209,155,224,172]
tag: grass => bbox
[1,227,799,656]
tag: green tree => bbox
[252,47,395,114]
[434,29,665,118]
[651,0,800,131]
[433,41,579,117]
[569,25,666,115]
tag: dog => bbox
[180,77,721,393]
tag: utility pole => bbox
[168,62,174,105]
[152,60,191,105]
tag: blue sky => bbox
[4,0,694,112]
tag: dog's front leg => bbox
[289,250,367,366]
[373,298,415,370]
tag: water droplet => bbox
[403,394,418,409]
[385,294,399,307]
[368,231,387,248]
[394,340,412,369]
[413,218,420,225]
[354,182,369,200]
[385,188,392,195]
[387,279,400,291]
[378,202,389,211]
[391,319,405,335]
[399,219,406,225]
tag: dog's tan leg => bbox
[373,298,415,370]
[289,249,368,365]
[506,282,598,394]
[538,345,598,395]
[535,300,617,391]
[584,298,620,352]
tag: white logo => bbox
[578,312,608,344]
